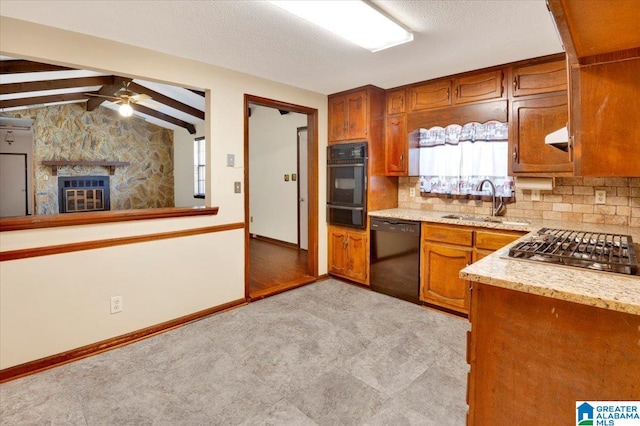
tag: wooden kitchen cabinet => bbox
[421,224,526,315]
[409,80,452,112]
[473,229,525,261]
[420,224,473,314]
[452,70,504,105]
[328,225,369,284]
[386,89,406,115]
[385,114,408,175]
[509,93,572,175]
[510,59,567,97]
[467,283,640,425]
[328,89,368,142]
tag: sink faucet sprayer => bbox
[475,179,505,217]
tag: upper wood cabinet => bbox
[573,57,640,176]
[509,93,572,175]
[328,90,368,142]
[453,70,504,104]
[409,80,452,112]
[511,60,568,97]
[386,89,406,115]
[385,114,407,175]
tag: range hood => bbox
[544,126,569,152]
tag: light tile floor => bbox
[0,279,470,425]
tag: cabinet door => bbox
[421,242,472,313]
[328,227,348,275]
[512,60,567,97]
[409,80,452,111]
[510,93,573,174]
[346,91,368,139]
[346,230,369,284]
[453,70,504,105]
[328,96,347,142]
[387,89,406,115]
[385,114,407,175]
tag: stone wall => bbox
[399,177,640,227]
[3,104,174,214]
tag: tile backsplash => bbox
[398,177,640,228]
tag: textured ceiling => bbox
[0,0,564,95]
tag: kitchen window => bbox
[193,137,205,198]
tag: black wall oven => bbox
[327,142,367,229]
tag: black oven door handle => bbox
[327,163,365,168]
[327,205,365,211]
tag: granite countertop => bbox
[369,208,640,315]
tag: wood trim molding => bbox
[0,206,219,232]
[0,222,244,262]
[0,298,247,383]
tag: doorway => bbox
[244,95,319,300]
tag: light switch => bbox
[292,173,297,182]
[227,154,235,167]
[284,174,290,182]
[234,182,241,193]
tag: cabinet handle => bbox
[513,76,519,91]
[447,87,450,100]
[400,154,404,163]
[513,147,518,161]
[455,86,459,98]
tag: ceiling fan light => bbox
[119,103,133,117]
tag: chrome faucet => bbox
[475,179,505,217]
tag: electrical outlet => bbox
[234,182,241,193]
[226,154,235,167]
[110,296,122,314]
[409,187,416,197]
[595,190,606,204]
[531,190,541,201]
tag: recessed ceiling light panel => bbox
[269,0,413,52]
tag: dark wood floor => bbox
[248,238,313,299]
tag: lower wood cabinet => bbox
[467,283,640,425]
[422,241,472,313]
[328,225,369,284]
[421,224,525,315]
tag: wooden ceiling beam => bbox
[0,92,89,109]
[86,76,132,111]
[0,60,75,74]
[131,103,197,134]
[127,82,204,120]
[0,76,114,95]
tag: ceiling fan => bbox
[85,81,153,117]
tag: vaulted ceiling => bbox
[0,57,205,134]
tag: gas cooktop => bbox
[508,228,638,276]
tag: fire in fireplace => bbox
[58,176,110,213]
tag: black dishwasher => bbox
[370,217,421,304]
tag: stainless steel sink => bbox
[441,214,530,226]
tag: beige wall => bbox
[399,177,640,227]
[0,16,328,369]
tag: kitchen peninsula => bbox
[370,208,640,425]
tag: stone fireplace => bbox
[58,176,110,213]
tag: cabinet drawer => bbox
[423,224,473,246]
[475,230,525,251]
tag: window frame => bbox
[193,136,206,199]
